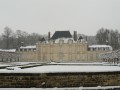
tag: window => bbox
[59,40,64,45]
[98,48,101,50]
[28,48,31,51]
[88,48,90,51]
[33,48,36,51]
[20,49,23,52]
[24,49,27,52]
[106,47,109,51]
[68,39,73,44]
[103,48,106,51]
[50,41,53,45]
[92,48,96,51]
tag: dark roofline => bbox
[51,31,72,40]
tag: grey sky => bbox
[0,0,120,35]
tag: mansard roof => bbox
[51,31,72,40]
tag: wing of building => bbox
[16,31,112,63]
[0,49,19,62]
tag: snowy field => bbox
[1,65,120,73]
[0,62,120,89]
[0,62,120,73]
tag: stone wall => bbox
[19,51,37,62]
[0,72,120,88]
[36,42,89,62]
[0,51,19,62]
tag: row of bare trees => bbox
[96,28,120,50]
[0,26,43,49]
[0,27,119,50]
[78,28,120,50]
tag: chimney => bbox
[74,31,77,41]
[48,32,50,41]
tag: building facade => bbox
[0,49,19,62]
[17,31,112,62]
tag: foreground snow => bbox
[0,86,120,90]
[0,62,120,73]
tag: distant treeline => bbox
[96,28,120,50]
[0,26,120,50]
[0,26,43,49]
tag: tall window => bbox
[28,48,31,51]
[33,48,36,51]
[59,39,64,45]
[50,46,53,61]
[77,46,80,60]
[59,45,63,61]
[50,41,53,45]
[68,39,73,44]
[20,49,23,52]
[24,49,27,52]
[68,45,72,61]
[42,47,46,61]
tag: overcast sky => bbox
[0,0,120,35]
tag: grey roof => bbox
[51,31,72,40]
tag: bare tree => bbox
[16,30,24,47]
[29,33,42,44]
[96,28,110,45]
[96,28,120,50]
[0,27,43,49]
[2,27,13,49]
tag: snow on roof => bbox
[0,64,120,73]
[20,45,36,49]
[89,45,112,50]
[0,86,120,89]
[0,49,16,52]
[89,45,111,48]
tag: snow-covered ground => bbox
[0,86,120,90]
[0,62,120,89]
[0,62,120,73]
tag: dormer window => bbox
[78,36,83,42]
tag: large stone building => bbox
[17,31,112,62]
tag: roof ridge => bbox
[51,31,72,40]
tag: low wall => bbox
[0,72,120,88]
